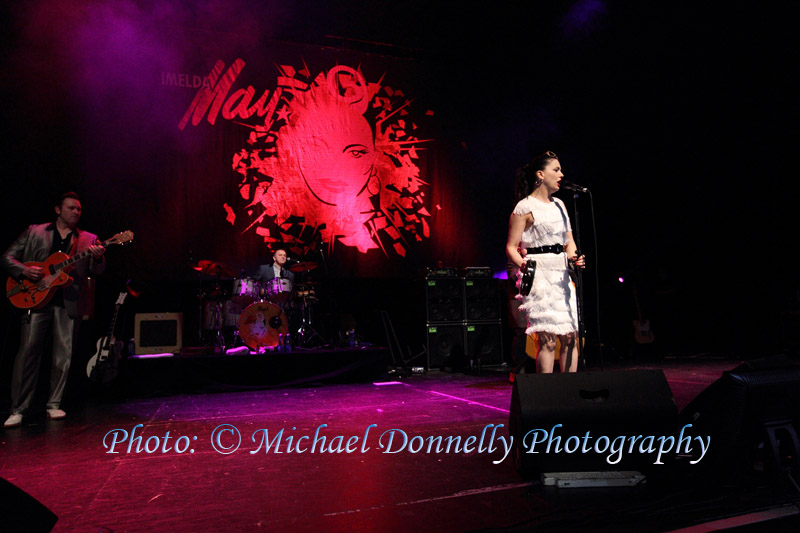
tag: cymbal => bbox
[193,260,237,278]
[289,261,318,273]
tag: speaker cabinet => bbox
[510,370,677,474]
[426,324,466,369]
[425,278,463,323]
[0,477,58,531]
[466,323,503,366]
[679,356,800,485]
[464,278,501,321]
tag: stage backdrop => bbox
[4,7,478,281]
[161,42,441,279]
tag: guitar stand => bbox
[380,310,410,372]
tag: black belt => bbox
[527,244,564,254]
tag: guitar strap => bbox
[68,230,79,256]
[60,231,80,276]
[553,199,571,234]
[554,199,579,284]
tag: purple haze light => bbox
[562,0,608,39]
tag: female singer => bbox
[506,151,585,373]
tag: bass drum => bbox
[238,301,288,349]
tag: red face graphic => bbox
[284,96,376,206]
[229,64,431,256]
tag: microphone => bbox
[560,180,589,193]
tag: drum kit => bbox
[193,259,321,351]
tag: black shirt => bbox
[49,223,76,255]
[47,223,76,308]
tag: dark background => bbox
[0,1,796,367]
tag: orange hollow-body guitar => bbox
[5,230,133,310]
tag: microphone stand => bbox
[570,190,587,370]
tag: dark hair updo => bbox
[514,151,558,201]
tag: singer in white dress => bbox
[506,151,585,373]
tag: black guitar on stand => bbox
[86,292,127,383]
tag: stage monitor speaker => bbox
[679,355,800,485]
[427,324,466,370]
[134,312,183,355]
[466,322,503,366]
[425,278,463,323]
[0,477,58,532]
[510,370,678,475]
[464,278,501,321]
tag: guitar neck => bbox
[103,292,128,348]
[101,304,122,350]
[106,305,121,338]
[632,288,644,321]
[53,236,116,271]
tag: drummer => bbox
[256,248,295,285]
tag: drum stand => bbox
[297,294,324,348]
[208,300,226,352]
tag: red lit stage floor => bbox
[2,356,799,532]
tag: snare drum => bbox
[231,277,261,305]
[264,277,293,303]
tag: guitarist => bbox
[2,192,105,428]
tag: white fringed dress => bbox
[513,196,578,336]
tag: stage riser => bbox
[123,348,389,394]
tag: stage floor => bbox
[2,356,799,532]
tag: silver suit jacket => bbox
[2,223,106,318]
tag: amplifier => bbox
[134,312,183,355]
[425,267,458,278]
[464,266,493,278]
